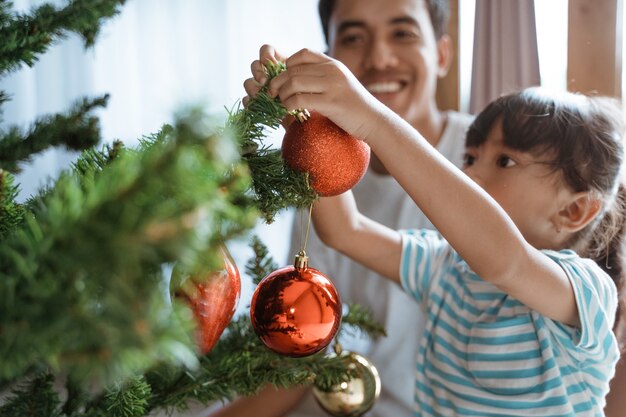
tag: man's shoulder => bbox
[438,111,474,164]
[444,110,475,132]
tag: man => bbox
[211,1,472,416]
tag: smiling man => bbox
[284,1,473,416]
[324,0,462,174]
[211,0,473,416]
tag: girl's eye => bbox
[496,155,517,168]
[462,153,475,167]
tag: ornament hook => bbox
[294,250,309,270]
[298,201,314,257]
[289,108,311,123]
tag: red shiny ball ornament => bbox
[281,112,370,196]
[250,257,342,357]
[173,246,241,355]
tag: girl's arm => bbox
[363,106,579,327]
[311,192,403,284]
[271,48,579,327]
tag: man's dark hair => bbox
[318,0,450,45]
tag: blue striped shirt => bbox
[400,229,619,416]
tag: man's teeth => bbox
[367,82,403,93]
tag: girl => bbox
[246,48,626,416]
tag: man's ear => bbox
[555,192,603,233]
[436,34,453,78]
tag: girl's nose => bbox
[364,40,399,71]
[464,166,485,189]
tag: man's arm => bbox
[208,385,308,417]
[605,353,626,416]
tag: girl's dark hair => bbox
[466,87,626,330]
[318,0,450,45]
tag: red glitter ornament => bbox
[250,253,342,357]
[173,246,241,354]
[282,111,370,196]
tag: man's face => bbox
[327,0,448,126]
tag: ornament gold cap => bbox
[294,251,309,270]
[289,108,311,123]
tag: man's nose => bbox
[364,40,398,70]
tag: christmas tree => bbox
[0,2,384,416]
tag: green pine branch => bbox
[0,110,256,386]
[70,139,124,179]
[339,303,387,341]
[0,237,384,417]
[0,373,61,417]
[0,169,26,238]
[246,235,279,285]
[142,315,355,413]
[0,90,9,109]
[0,95,110,173]
[11,139,124,238]
[0,0,126,75]
[228,61,318,223]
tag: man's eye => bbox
[463,154,475,167]
[339,33,365,47]
[393,29,418,40]
[497,155,516,168]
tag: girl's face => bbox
[462,118,574,250]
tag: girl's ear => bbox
[555,192,603,233]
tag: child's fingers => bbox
[268,58,328,94]
[272,71,333,110]
[250,60,267,85]
[254,44,289,86]
[280,92,321,114]
[268,58,342,100]
[242,78,262,108]
[259,44,288,70]
[272,73,327,104]
[259,44,281,64]
[243,65,267,88]
[285,48,329,68]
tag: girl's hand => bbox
[242,44,287,107]
[268,48,383,141]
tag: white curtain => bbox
[469,0,541,113]
[2,0,325,193]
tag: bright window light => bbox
[535,0,569,91]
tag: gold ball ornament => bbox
[250,253,342,357]
[281,111,370,196]
[313,349,381,417]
